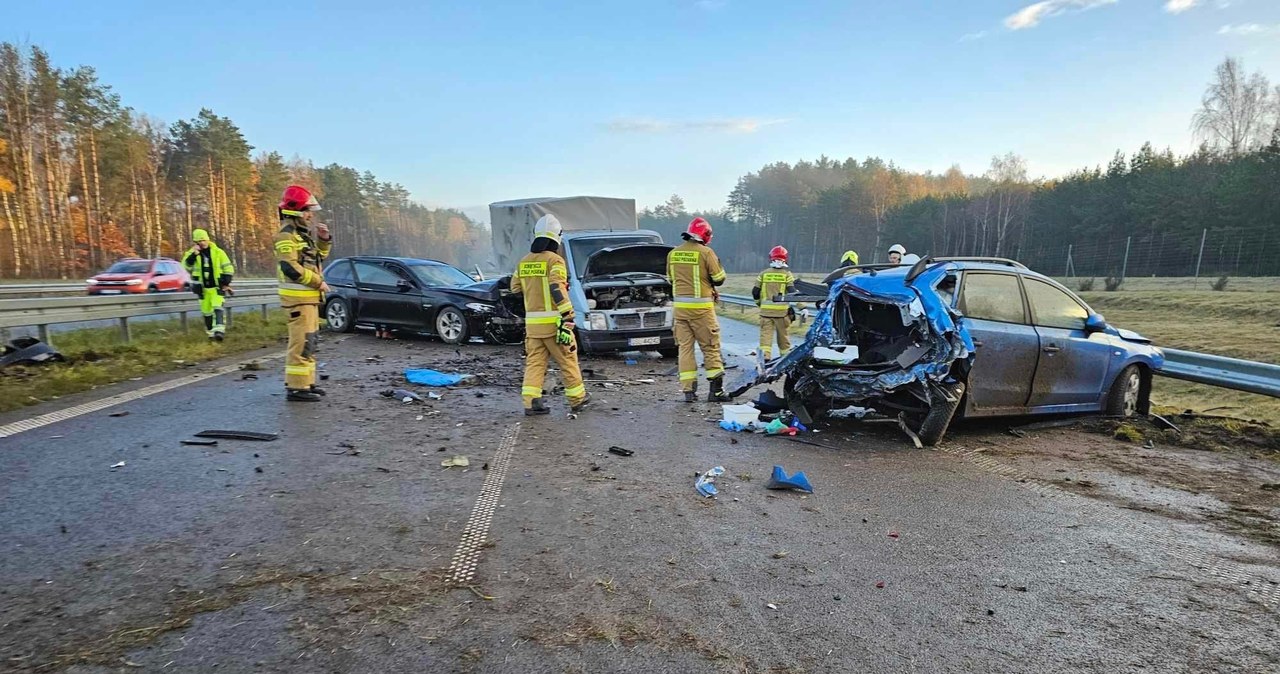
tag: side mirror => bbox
[1085,313,1107,333]
[396,279,415,293]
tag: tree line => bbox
[0,43,485,279]
[641,57,1280,277]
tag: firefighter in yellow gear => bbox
[510,214,589,416]
[273,185,331,402]
[667,217,729,402]
[753,245,797,360]
[182,229,235,341]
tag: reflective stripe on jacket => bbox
[755,268,796,317]
[183,243,235,288]
[510,251,573,339]
[667,241,725,312]
[274,219,331,306]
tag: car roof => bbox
[335,256,452,266]
[946,260,1054,281]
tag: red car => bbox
[86,258,191,295]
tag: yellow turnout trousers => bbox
[759,315,791,359]
[674,307,724,392]
[285,305,319,390]
[521,335,586,408]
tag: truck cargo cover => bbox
[490,196,637,272]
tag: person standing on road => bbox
[667,217,729,402]
[510,214,589,416]
[273,185,331,403]
[753,246,797,360]
[182,229,235,341]
[887,244,906,265]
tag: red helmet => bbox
[279,185,321,213]
[684,217,713,244]
[769,245,788,261]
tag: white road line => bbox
[0,353,284,439]
[937,444,1280,607]
[448,422,521,585]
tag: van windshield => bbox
[567,236,660,278]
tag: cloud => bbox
[959,30,990,42]
[604,117,787,134]
[1164,0,1199,12]
[693,0,728,10]
[1003,0,1118,30]
[1218,23,1280,35]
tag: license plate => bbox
[98,290,122,295]
[628,336,661,347]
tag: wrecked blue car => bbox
[732,257,1164,446]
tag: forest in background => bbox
[0,43,485,279]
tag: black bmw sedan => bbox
[321,256,524,344]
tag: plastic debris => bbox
[0,337,65,368]
[766,465,814,493]
[763,418,797,436]
[381,388,424,403]
[828,406,870,419]
[751,390,789,414]
[109,461,126,469]
[695,466,726,498]
[194,430,278,441]
[428,392,444,400]
[441,455,470,468]
[607,446,634,457]
[875,581,885,589]
[888,531,900,539]
[404,369,469,386]
[722,404,761,425]
[180,439,218,447]
[812,345,857,364]
[766,603,778,610]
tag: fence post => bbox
[1194,228,1207,285]
[261,303,268,320]
[1120,236,1131,281]
[118,317,131,342]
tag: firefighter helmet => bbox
[684,217,713,244]
[769,245,788,262]
[279,185,321,213]
[840,250,859,266]
[533,214,562,242]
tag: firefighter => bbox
[182,229,235,341]
[273,185,331,402]
[840,250,859,267]
[510,214,589,416]
[667,217,729,402]
[887,243,906,265]
[753,246,797,360]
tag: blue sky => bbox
[9,0,1280,219]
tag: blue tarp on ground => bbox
[405,369,467,387]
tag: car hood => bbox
[583,243,672,279]
[93,273,147,281]
[729,262,975,397]
[1112,327,1151,344]
[433,281,501,301]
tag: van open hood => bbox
[583,243,672,279]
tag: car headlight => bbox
[85,278,98,284]
[586,311,607,331]
[465,302,493,313]
[125,279,143,285]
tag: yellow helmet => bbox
[840,250,859,266]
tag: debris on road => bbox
[695,466,726,498]
[382,388,425,403]
[750,390,788,414]
[1150,413,1181,433]
[180,439,218,447]
[766,465,814,493]
[607,446,634,457]
[888,531,900,539]
[0,337,65,368]
[404,368,469,386]
[1260,483,1279,491]
[240,361,264,371]
[441,455,470,468]
[109,461,126,469]
[241,373,258,380]
[194,430,279,442]
[897,414,924,448]
[108,411,130,418]
[766,603,778,610]
[428,391,444,400]
[875,581,885,589]
[828,406,871,419]
[772,551,789,559]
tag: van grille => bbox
[612,312,667,330]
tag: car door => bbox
[956,271,1040,414]
[352,260,408,326]
[1024,278,1114,408]
[382,263,430,329]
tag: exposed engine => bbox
[586,284,670,311]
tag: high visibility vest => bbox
[755,268,795,317]
[511,251,572,339]
[184,243,234,288]
[667,241,726,313]
[273,220,330,306]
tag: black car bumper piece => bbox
[576,328,675,353]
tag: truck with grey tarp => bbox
[490,196,676,355]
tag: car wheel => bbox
[435,306,469,345]
[147,285,158,293]
[182,282,191,292]
[1105,365,1143,418]
[658,347,679,359]
[916,381,966,447]
[325,298,355,333]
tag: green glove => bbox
[556,320,575,345]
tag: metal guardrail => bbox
[0,287,280,345]
[0,279,277,299]
[1156,349,1280,398]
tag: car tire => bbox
[325,298,355,333]
[658,347,679,359]
[1105,365,1143,418]
[182,282,191,292]
[916,381,966,447]
[147,285,158,293]
[435,306,469,345]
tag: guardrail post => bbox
[180,312,189,333]
[118,317,131,342]
[225,306,233,329]
[260,303,268,320]
[38,324,51,347]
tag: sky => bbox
[8,0,1280,221]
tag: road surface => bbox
[2,319,1277,673]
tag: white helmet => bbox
[534,214,562,242]
[901,253,921,266]
[888,244,906,256]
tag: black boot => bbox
[708,376,730,402]
[309,385,327,396]
[683,381,699,403]
[287,388,323,402]
[570,393,592,414]
[524,397,550,416]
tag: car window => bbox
[353,261,401,287]
[325,260,354,284]
[106,260,152,274]
[1025,278,1089,331]
[958,273,1025,324]
[409,263,472,287]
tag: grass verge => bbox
[1,311,287,413]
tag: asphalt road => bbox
[1,318,1277,673]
